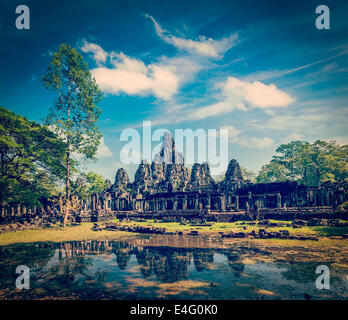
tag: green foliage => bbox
[256,161,290,183]
[272,141,309,181]
[71,172,108,200]
[43,43,103,160]
[0,106,66,205]
[240,166,256,182]
[256,140,348,186]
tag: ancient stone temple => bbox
[1,134,347,222]
[76,134,347,218]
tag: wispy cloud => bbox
[248,101,348,144]
[151,76,294,125]
[144,14,238,58]
[221,125,274,149]
[40,50,54,57]
[282,132,303,143]
[81,40,108,64]
[243,47,348,82]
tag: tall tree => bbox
[43,44,102,227]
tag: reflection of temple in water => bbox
[193,251,214,272]
[48,239,265,282]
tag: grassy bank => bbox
[0,219,347,247]
[113,218,348,237]
[0,222,132,246]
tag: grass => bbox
[116,219,320,236]
[0,222,132,246]
[0,218,347,247]
[313,226,348,237]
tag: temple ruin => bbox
[74,134,347,220]
[1,133,347,223]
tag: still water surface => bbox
[0,235,347,299]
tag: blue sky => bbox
[0,0,347,180]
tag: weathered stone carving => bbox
[112,168,129,191]
[153,132,184,164]
[223,159,244,191]
[190,162,215,187]
[133,160,152,193]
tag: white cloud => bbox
[158,56,204,82]
[329,136,348,146]
[81,40,108,63]
[282,132,303,143]
[96,137,113,158]
[221,77,295,108]
[188,102,232,120]
[221,125,274,149]
[221,125,241,142]
[82,41,180,100]
[151,76,294,125]
[150,101,236,126]
[240,136,274,149]
[145,14,238,58]
[251,113,328,132]
[247,102,348,148]
[91,61,178,100]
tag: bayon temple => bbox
[79,133,347,218]
[1,133,346,222]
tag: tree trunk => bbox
[63,150,70,227]
[316,168,320,188]
[63,98,71,228]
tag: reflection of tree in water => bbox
[282,262,329,284]
[112,242,133,270]
[115,250,132,270]
[229,263,245,278]
[154,250,190,282]
[0,243,55,288]
[225,251,245,278]
[42,243,94,291]
[193,251,214,272]
[0,242,96,296]
[135,249,154,278]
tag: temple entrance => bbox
[188,199,195,209]
[211,198,219,210]
[166,200,173,210]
